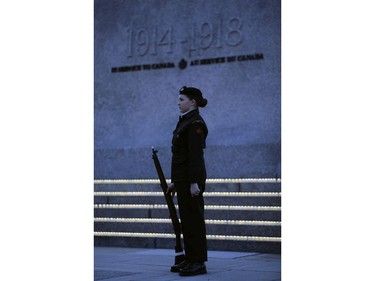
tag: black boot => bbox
[179,262,207,276]
[170,260,188,273]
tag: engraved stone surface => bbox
[94,0,281,179]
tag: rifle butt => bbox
[174,248,185,265]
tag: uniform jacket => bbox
[171,109,208,183]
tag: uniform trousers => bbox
[175,181,207,262]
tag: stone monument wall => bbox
[94,0,281,179]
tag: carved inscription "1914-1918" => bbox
[124,17,245,58]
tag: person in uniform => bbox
[168,86,209,276]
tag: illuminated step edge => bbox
[94,204,281,211]
[94,217,281,226]
[94,191,281,197]
[94,178,281,184]
[94,231,281,242]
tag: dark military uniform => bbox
[171,109,208,263]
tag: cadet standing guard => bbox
[167,86,209,276]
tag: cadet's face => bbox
[178,94,193,113]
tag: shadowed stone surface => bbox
[94,0,281,179]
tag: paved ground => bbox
[94,247,281,281]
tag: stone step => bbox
[94,192,281,206]
[93,179,281,254]
[94,179,281,192]
[94,234,281,254]
[94,220,281,237]
[94,204,281,221]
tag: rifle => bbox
[151,147,185,265]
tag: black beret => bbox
[179,86,208,107]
